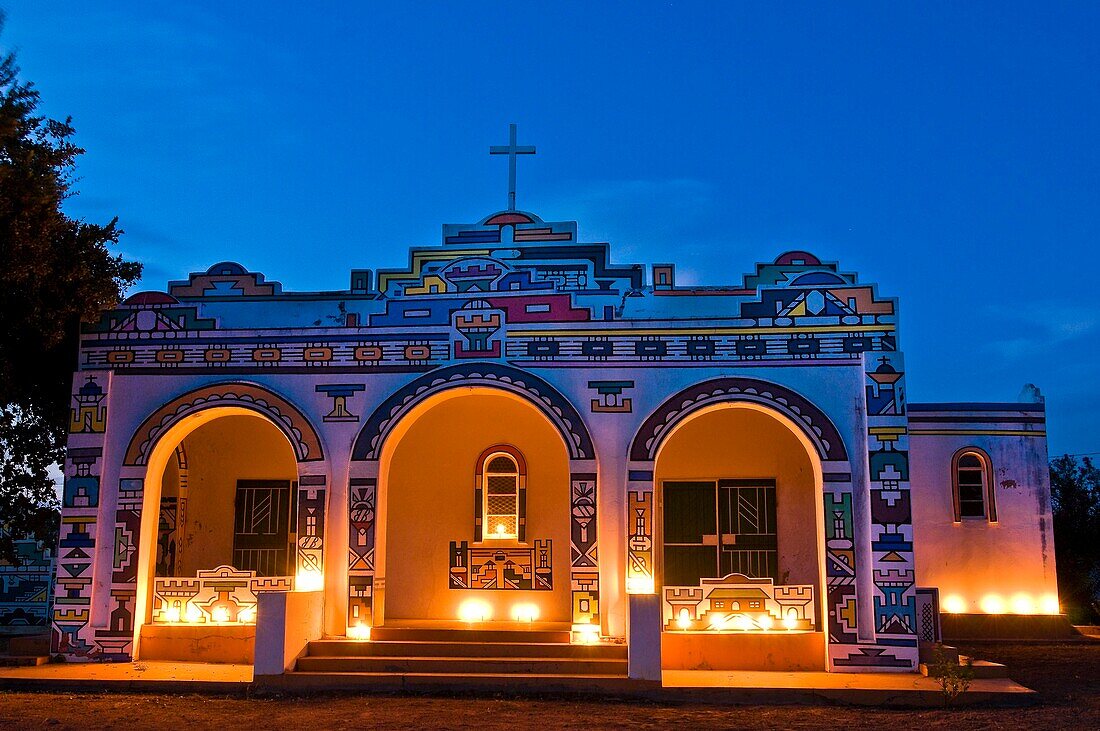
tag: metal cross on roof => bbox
[489,123,536,211]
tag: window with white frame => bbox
[953,448,997,522]
[483,452,520,539]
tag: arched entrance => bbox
[348,363,600,639]
[116,382,326,660]
[626,377,858,671]
[378,387,572,625]
[654,403,827,670]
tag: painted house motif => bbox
[49,200,1059,676]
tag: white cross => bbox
[489,123,536,211]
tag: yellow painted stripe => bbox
[378,249,492,288]
[912,429,1046,437]
[507,325,893,337]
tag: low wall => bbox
[138,624,255,664]
[255,590,324,676]
[941,613,1078,640]
[662,631,827,671]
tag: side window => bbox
[475,446,527,541]
[953,449,997,522]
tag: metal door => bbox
[717,479,778,581]
[232,479,294,576]
[663,479,778,586]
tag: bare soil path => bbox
[0,641,1096,729]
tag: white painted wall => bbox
[910,416,1058,615]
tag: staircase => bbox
[285,625,631,692]
[918,643,1009,679]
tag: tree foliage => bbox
[0,15,141,562]
[1049,455,1100,623]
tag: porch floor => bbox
[0,660,252,692]
[0,661,1035,705]
[661,669,1034,705]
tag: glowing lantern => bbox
[942,595,966,614]
[185,604,203,623]
[296,568,324,592]
[511,603,539,622]
[212,606,231,623]
[676,608,692,630]
[495,524,507,537]
[782,615,798,631]
[571,622,599,644]
[1040,594,1060,615]
[164,605,182,623]
[347,623,371,640]
[1011,593,1036,615]
[709,614,728,631]
[625,575,655,595]
[979,595,1006,614]
[757,614,774,631]
[458,599,492,623]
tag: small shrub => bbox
[929,644,975,708]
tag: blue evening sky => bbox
[4,2,1097,455]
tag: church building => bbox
[50,132,1059,683]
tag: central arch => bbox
[347,363,600,638]
[352,363,594,461]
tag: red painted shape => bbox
[484,212,535,225]
[487,295,590,323]
[774,251,822,266]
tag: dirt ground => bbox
[0,642,1097,730]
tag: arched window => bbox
[952,448,997,522]
[475,446,527,541]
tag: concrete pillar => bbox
[627,593,662,681]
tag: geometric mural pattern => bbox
[49,208,939,676]
[448,540,552,590]
[51,371,111,660]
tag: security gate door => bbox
[663,479,778,586]
[717,479,778,581]
[232,479,294,576]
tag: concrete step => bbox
[308,639,626,659]
[0,655,49,667]
[959,656,1010,679]
[276,671,637,694]
[369,626,571,644]
[919,656,1009,680]
[918,642,959,664]
[3,634,50,656]
[297,655,627,675]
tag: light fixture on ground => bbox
[347,623,371,640]
[458,599,492,623]
[571,622,599,644]
[979,594,1006,614]
[625,575,655,595]
[511,603,539,622]
[295,568,324,592]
